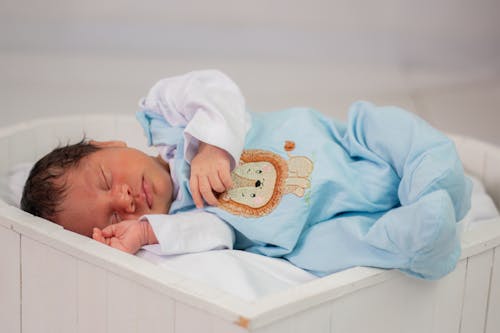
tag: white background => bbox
[1,0,499,144]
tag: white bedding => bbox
[137,249,317,301]
[460,175,500,230]
[3,164,499,301]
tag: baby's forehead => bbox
[62,156,101,192]
[71,153,98,173]
[63,146,129,187]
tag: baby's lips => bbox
[141,176,153,209]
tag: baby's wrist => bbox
[139,220,158,246]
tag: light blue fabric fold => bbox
[136,110,184,147]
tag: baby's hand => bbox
[92,220,157,254]
[190,142,233,208]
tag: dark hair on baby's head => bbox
[21,139,101,221]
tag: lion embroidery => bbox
[218,141,314,217]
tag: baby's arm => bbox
[92,220,158,254]
[140,70,251,206]
[93,212,235,255]
[140,69,250,166]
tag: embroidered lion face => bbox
[218,142,313,217]
[226,161,277,208]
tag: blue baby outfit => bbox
[137,102,472,279]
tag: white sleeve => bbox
[140,211,235,256]
[140,69,251,168]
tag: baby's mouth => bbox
[142,176,153,210]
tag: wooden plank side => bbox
[136,283,175,333]
[485,247,500,333]
[107,272,176,333]
[460,250,494,333]
[175,302,248,333]
[254,304,330,333]
[251,317,293,333]
[0,225,21,333]
[431,260,467,333]
[175,302,217,333]
[107,273,138,333]
[291,305,331,333]
[22,236,78,333]
[255,261,466,333]
[78,260,107,333]
[329,274,441,333]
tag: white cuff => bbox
[184,111,247,169]
[141,211,234,255]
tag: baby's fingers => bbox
[101,224,117,238]
[191,174,219,207]
[208,172,226,193]
[218,167,233,190]
[199,175,219,206]
[92,228,106,244]
[108,237,130,253]
[190,175,204,208]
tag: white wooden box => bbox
[1,115,499,333]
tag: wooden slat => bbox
[175,301,247,333]
[22,236,78,333]
[331,270,463,333]
[431,260,467,333]
[212,316,249,333]
[485,247,500,333]
[292,304,331,333]
[255,303,331,333]
[106,272,176,333]
[252,317,292,333]
[135,283,175,333]
[286,260,467,333]
[460,250,494,333]
[78,260,107,333]
[0,225,21,333]
[107,273,138,333]
[175,302,217,333]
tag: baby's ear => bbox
[89,140,128,148]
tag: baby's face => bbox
[55,145,173,237]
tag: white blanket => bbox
[137,249,317,301]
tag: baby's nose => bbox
[114,184,135,213]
